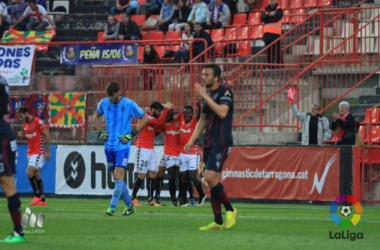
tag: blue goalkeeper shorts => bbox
[105,148,130,170]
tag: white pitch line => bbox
[50,209,380,224]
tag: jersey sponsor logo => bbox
[166,130,180,135]
[64,152,86,189]
[25,132,37,139]
[180,128,192,134]
[147,126,154,131]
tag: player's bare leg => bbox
[26,166,45,206]
[154,166,166,204]
[0,176,25,243]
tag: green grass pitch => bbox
[0,198,379,250]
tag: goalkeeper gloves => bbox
[118,128,138,144]
[98,131,108,141]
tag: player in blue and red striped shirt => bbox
[184,64,237,231]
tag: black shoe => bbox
[172,200,178,207]
[198,194,207,206]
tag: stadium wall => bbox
[1,145,356,202]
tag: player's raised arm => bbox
[195,83,230,119]
[184,113,207,152]
[148,102,173,126]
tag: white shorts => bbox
[179,153,200,172]
[27,154,44,169]
[135,148,157,174]
[159,155,180,169]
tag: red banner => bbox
[220,147,340,201]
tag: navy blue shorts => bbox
[0,138,17,176]
[105,148,131,170]
[203,145,232,173]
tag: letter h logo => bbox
[21,207,45,228]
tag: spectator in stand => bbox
[158,0,175,33]
[11,0,55,31]
[111,0,130,15]
[291,104,331,146]
[203,0,230,29]
[168,0,191,32]
[139,0,162,15]
[104,15,120,40]
[174,21,194,63]
[0,0,8,38]
[143,45,161,90]
[187,0,210,24]
[237,0,256,13]
[192,22,213,61]
[330,101,355,145]
[118,12,142,40]
[9,0,29,31]
[261,0,283,68]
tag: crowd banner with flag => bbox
[48,92,86,128]
[60,44,138,65]
[0,45,35,86]
[1,29,56,52]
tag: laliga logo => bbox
[329,194,364,241]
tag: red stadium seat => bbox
[165,31,180,40]
[259,0,269,11]
[249,12,262,26]
[205,29,211,34]
[289,0,303,8]
[149,31,164,40]
[232,13,247,26]
[237,41,250,56]
[279,0,289,9]
[237,26,249,40]
[211,29,224,42]
[168,45,181,51]
[363,126,380,144]
[318,0,332,7]
[304,0,317,8]
[141,31,148,40]
[290,9,306,23]
[155,46,166,58]
[250,25,264,39]
[364,147,380,163]
[283,10,291,23]
[131,15,146,26]
[359,126,366,140]
[224,28,237,42]
[97,32,104,41]
[138,46,144,61]
[361,108,380,124]
[114,15,121,22]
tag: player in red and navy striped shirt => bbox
[184,64,237,231]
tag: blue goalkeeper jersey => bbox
[96,97,145,151]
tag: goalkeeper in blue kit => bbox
[93,82,150,216]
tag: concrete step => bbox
[34,66,75,76]
[70,5,111,14]
[56,21,105,30]
[60,14,109,21]
[232,131,299,145]
[10,76,92,91]
[350,104,375,121]
[52,36,96,42]
[359,95,380,105]
[74,0,116,6]
[36,51,60,61]
[57,29,100,37]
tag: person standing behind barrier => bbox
[261,0,283,68]
[291,104,332,146]
[330,101,356,145]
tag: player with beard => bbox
[17,106,50,206]
[131,101,172,206]
[184,64,237,230]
